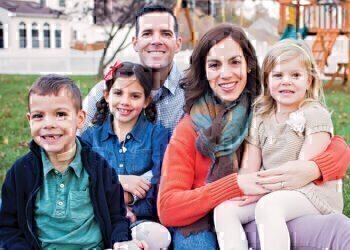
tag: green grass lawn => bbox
[0,74,349,215]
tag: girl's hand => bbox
[124,191,133,204]
[126,207,137,223]
[119,175,151,199]
[237,172,270,195]
[257,160,321,191]
[231,195,263,206]
[113,239,148,250]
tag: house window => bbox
[55,29,62,48]
[0,22,4,48]
[43,23,50,48]
[19,22,27,48]
[32,23,39,48]
[40,0,46,6]
[59,0,65,7]
[73,30,77,40]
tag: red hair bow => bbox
[104,61,123,81]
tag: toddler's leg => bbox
[214,200,256,250]
[255,190,319,250]
[131,221,171,250]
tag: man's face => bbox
[132,12,182,70]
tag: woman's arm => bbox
[312,136,350,184]
[157,117,266,227]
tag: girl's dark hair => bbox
[180,23,261,113]
[92,62,156,125]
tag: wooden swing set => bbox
[174,0,350,86]
[278,0,350,86]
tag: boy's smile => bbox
[27,89,85,161]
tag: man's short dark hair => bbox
[28,74,82,112]
[135,4,179,37]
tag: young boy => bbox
[0,75,147,249]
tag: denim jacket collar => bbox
[100,114,149,143]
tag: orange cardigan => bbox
[158,116,350,227]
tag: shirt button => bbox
[119,163,124,168]
[54,170,59,174]
[60,183,64,188]
[126,135,130,139]
[119,149,122,153]
[57,201,63,206]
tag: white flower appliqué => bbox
[286,111,306,136]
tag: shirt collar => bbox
[100,115,115,142]
[128,113,148,142]
[162,63,183,96]
[100,113,148,143]
[41,138,83,178]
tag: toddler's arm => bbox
[298,132,331,161]
[240,142,262,174]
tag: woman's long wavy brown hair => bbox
[181,23,261,113]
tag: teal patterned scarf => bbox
[190,90,252,183]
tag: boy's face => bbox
[132,12,182,71]
[27,89,86,156]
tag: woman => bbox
[157,24,350,249]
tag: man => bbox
[80,4,184,135]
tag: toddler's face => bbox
[27,89,85,157]
[268,57,311,112]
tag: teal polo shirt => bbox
[35,139,103,249]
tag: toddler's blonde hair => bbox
[254,39,326,117]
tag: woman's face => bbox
[205,37,248,103]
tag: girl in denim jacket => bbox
[82,61,171,250]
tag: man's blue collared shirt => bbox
[81,114,169,218]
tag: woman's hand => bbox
[237,172,270,195]
[119,175,151,199]
[257,160,321,191]
[113,239,148,250]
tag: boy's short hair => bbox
[28,74,82,111]
[135,4,179,37]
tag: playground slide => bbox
[280,24,308,40]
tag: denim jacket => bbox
[81,114,169,219]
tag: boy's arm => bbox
[132,126,169,218]
[0,167,31,248]
[107,167,132,244]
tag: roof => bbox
[0,0,64,17]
